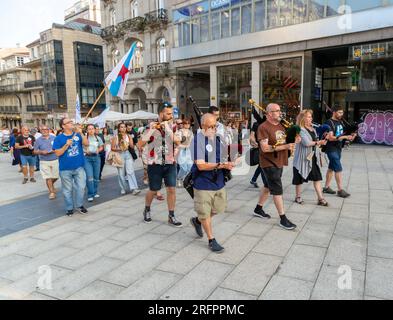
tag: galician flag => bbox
[75,94,82,124]
[105,42,138,99]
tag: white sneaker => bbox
[121,190,126,196]
[132,189,141,196]
[88,197,94,202]
[94,194,100,199]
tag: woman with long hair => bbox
[111,122,141,196]
[84,124,104,202]
[293,109,328,206]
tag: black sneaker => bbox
[323,187,336,195]
[190,217,203,238]
[66,210,74,217]
[22,178,28,185]
[279,217,297,231]
[250,181,259,188]
[337,190,351,198]
[143,209,152,224]
[209,239,225,253]
[168,215,183,228]
[254,208,271,219]
[77,207,88,215]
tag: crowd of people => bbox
[4,102,355,254]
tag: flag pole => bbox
[82,81,111,125]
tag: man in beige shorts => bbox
[190,113,234,253]
[34,126,59,200]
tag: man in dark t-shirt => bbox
[323,105,356,198]
[15,126,37,184]
[254,103,300,231]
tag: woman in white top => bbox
[84,124,104,202]
[176,118,194,187]
[111,123,141,196]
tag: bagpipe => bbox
[249,100,301,158]
[323,101,359,136]
[189,96,203,129]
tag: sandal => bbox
[156,195,165,201]
[318,199,329,207]
[295,197,304,205]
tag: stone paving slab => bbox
[0,145,392,300]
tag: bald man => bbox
[189,113,234,253]
[15,126,37,184]
[254,103,299,231]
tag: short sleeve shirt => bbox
[258,121,288,169]
[325,119,344,153]
[53,133,85,171]
[34,136,58,161]
[16,135,35,156]
[191,132,226,191]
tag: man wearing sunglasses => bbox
[53,118,89,217]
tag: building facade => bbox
[101,0,393,144]
[65,0,102,24]
[39,19,105,126]
[100,0,210,117]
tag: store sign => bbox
[358,111,393,145]
[352,42,392,61]
[211,0,230,10]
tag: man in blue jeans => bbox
[53,118,89,216]
[323,105,356,198]
[15,126,37,184]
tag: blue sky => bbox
[0,0,77,47]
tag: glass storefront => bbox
[218,63,252,122]
[260,57,303,123]
[173,0,392,47]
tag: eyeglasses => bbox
[63,121,73,125]
[206,126,217,130]
[270,110,281,113]
[41,128,49,131]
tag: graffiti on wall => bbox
[358,111,393,145]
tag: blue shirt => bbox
[53,133,85,171]
[34,136,58,161]
[191,132,225,191]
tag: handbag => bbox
[129,146,138,161]
[246,148,260,167]
[183,171,195,199]
[107,151,124,168]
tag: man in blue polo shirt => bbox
[189,113,234,253]
[53,118,89,216]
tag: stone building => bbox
[100,0,210,117]
[65,0,102,24]
[101,0,393,142]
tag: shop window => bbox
[221,11,230,38]
[241,2,252,34]
[260,57,302,122]
[293,0,308,24]
[345,0,381,12]
[201,15,209,42]
[211,12,220,40]
[231,7,240,36]
[326,0,343,17]
[254,0,266,32]
[218,63,252,121]
[309,0,326,21]
[267,0,279,29]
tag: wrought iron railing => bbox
[24,80,43,88]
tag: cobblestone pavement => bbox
[0,145,392,300]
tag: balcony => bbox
[101,16,145,40]
[0,106,20,114]
[24,80,43,89]
[0,84,24,93]
[146,63,170,78]
[26,105,47,113]
[144,9,168,31]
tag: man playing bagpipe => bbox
[322,105,357,198]
[253,103,301,231]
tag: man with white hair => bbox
[190,113,234,253]
[254,103,300,230]
[15,126,37,184]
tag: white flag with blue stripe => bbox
[75,94,82,124]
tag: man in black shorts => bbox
[139,102,182,227]
[254,103,300,230]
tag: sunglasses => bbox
[206,126,217,130]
